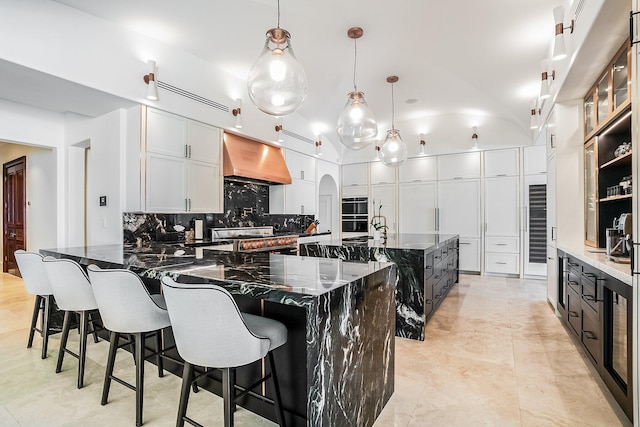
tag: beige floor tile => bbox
[1,272,632,427]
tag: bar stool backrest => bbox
[161,277,270,368]
[14,250,53,296]
[87,265,169,333]
[42,257,98,312]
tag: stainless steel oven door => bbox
[342,215,369,232]
[342,197,368,215]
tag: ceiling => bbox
[0,1,605,155]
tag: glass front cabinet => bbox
[584,41,631,138]
[584,138,597,246]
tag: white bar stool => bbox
[87,265,171,427]
[14,250,54,359]
[42,257,101,389]
[161,276,288,427]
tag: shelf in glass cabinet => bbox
[599,194,632,202]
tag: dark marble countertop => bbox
[40,243,392,297]
[311,233,459,250]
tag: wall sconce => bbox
[143,60,158,101]
[471,126,479,150]
[315,135,323,156]
[275,119,284,142]
[419,134,427,155]
[539,60,555,100]
[232,99,243,129]
[530,99,541,129]
[552,5,574,61]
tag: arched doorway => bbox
[317,174,338,236]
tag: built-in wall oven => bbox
[342,197,368,232]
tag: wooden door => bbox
[3,156,26,273]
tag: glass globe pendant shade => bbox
[336,91,378,150]
[379,129,408,166]
[247,28,308,116]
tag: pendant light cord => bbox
[353,37,358,92]
[391,82,395,130]
[277,0,280,28]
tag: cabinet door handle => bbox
[453,176,463,180]
[550,134,555,149]
[426,265,433,270]
[496,262,507,265]
[188,145,192,158]
[301,205,304,214]
[583,331,597,340]
[301,170,304,180]
[184,144,188,158]
[188,198,191,211]
[551,226,556,241]
[460,242,471,245]
[568,311,579,318]
[413,179,421,182]
[568,262,579,267]
[185,198,188,211]
[496,174,507,177]
[496,243,507,246]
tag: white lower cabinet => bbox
[458,238,480,272]
[485,253,519,275]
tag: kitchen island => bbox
[299,234,459,341]
[41,243,396,427]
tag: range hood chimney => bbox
[223,132,292,184]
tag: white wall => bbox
[0,142,57,261]
[555,100,584,250]
[65,110,127,246]
[0,0,336,159]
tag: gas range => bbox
[212,227,298,253]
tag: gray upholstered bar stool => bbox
[161,276,288,427]
[87,265,171,427]
[14,250,54,359]
[42,256,101,389]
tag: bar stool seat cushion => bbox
[242,313,287,351]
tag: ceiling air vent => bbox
[282,129,314,144]
[573,0,587,23]
[156,80,229,113]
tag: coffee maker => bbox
[606,213,632,257]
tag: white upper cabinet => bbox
[398,157,437,183]
[437,152,480,180]
[144,107,223,213]
[370,161,396,185]
[188,121,221,165]
[285,179,316,215]
[287,150,316,182]
[399,182,437,234]
[146,109,188,158]
[342,163,368,187]
[524,145,546,175]
[371,184,396,235]
[437,179,481,238]
[484,148,519,177]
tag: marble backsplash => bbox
[124,179,315,243]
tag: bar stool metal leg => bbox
[155,330,164,378]
[77,310,89,389]
[135,332,145,427]
[267,352,286,427]
[27,295,41,349]
[41,295,51,359]
[176,362,193,427]
[88,311,100,344]
[56,311,72,373]
[222,367,234,427]
[102,331,120,405]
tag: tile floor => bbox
[0,272,632,426]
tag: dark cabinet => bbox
[425,238,459,321]
[557,250,632,420]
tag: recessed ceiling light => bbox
[406,98,419,104]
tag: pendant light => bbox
[336,27,377,150]
[379,76,407,167]
[247,0,307,116]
